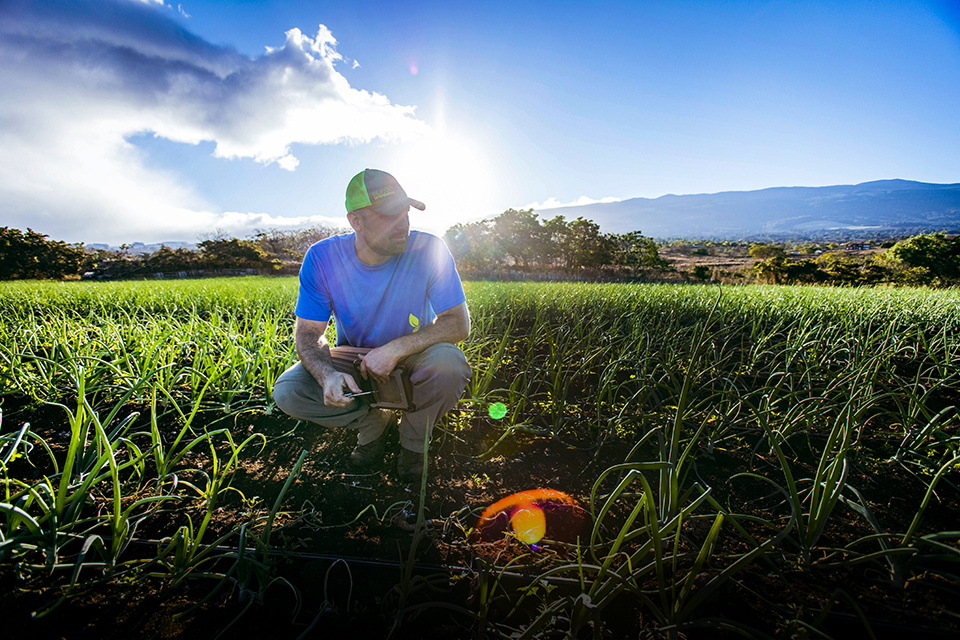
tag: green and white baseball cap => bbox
[345,169,425,216]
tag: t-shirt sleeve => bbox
[294,244,333,322]
[427,237,467,314]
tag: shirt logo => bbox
[409,314,420,333]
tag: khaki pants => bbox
[272,342,472,453]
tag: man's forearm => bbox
[295,320,362,406]
[296,327,337,385]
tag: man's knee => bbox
[273,362,368,427]
[272,375,302,419]
[412,343,471,385]
[272,363,319,420]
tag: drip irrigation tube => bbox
[115,536,585,588]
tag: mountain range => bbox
[84,241,196,254]
[537,179,960,240]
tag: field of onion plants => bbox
[1,277,959,638]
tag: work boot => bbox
[349,409,396,468]
[397,447,426,483]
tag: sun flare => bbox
[387,130,495,234]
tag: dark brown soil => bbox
[1,397,958,639]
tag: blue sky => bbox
[1,0,958,244]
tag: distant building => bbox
[842,241,870,251]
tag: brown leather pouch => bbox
[329,346,416,411]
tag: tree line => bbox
[1,220,958,288]
[443,209,668,276]
[0,212,668,282]
[748,233,960,287]
[0,227,289,281]
[82,238,281,279]
[1,225,355,281]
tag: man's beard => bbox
[370,232,409,257]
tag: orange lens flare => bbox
[510,502,546,544]
[475,489,582,545]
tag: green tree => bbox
[444,220,498,272]
[749,243,786,260]
[859,255,892,285]
[80,248,142,279]
[691,265,712,281]
[198,238,279,270]
[888,232,960,286]
[145,246,200,272]
[538,215,570,269]
[610,231,669,273]
[0,227,84,280]
[754,256,827,285]
[818,252,859,284]
[786,258,826,284]
[492,208,542,270]
[753,256,790,284]
[565,217,612,270]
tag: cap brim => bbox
[372,197,425,216]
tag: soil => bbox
[1,396,959,639]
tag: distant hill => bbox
[536,179,960,240]
[84,241,196,254]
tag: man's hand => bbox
[294,317,366,408]
[356,302,470,383]
[359,345,400,384]
[321,370,362,408]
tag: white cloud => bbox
[276,155,300,171]
[525,195,622,210]
[0,0,429,243]
[210,212,351,237]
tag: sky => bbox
[1,0,959,245]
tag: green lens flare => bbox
[488,402,507,419]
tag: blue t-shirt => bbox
[295,230,466,348]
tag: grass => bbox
[1,276,959,636]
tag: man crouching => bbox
[272,168,472,483]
